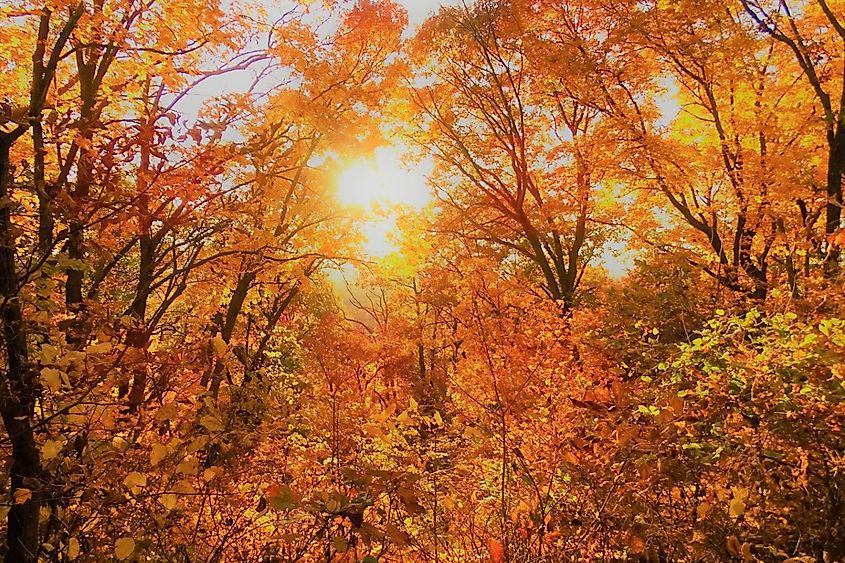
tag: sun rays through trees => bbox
[0,0,842,561]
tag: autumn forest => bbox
[0,0,843,561]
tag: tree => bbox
[409,1,611,310]
[742,0,845,274]
[518,0,821,300]
[0,5,83,559]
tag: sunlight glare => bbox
[336,146,432,210]
[599,242,635,280]
[361,218,401,258]
[336,146,432,258]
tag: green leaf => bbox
[637,405,660,416]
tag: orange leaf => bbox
[487,538,504,563]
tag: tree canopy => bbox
[0,0,842,561]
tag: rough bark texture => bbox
[1,134,41,563]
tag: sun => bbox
[336,146,432,258]
[336,162,385,208]
[336,146,432,210]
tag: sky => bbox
[396,0,464,28]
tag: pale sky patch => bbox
[395,0,466,29]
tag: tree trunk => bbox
[66,47,101,309]
[1,134,41,563]
[65,142,91,308]
[825,126,844,274]
[206,271,256,396]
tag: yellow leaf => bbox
[173,480,195,494]
[332,536,347,553]
[64,350,86,363]
[465,426,484,441]
[729,497,746,518]
[378,402,397,421]
[200,415,225,433]
[67,537,80,559]
[40,367,63,391]
[114,537,135,560]
[731,486,749,502]
[363,423,386,437]
[85,341,112,355]
[112,436,130,451]
[42,440,62,461]
[177,457,199,476]
[161,493,178,511]
[210,334,227,357]
[150,444,168,466]
[397,410,413,425]
[433,411,444,426]
[186,436,209,453]
[124,471,147,492]
[203,467,220,482]
[154,403,178,421]
[39,344,58,365]
[13,488,32,504]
